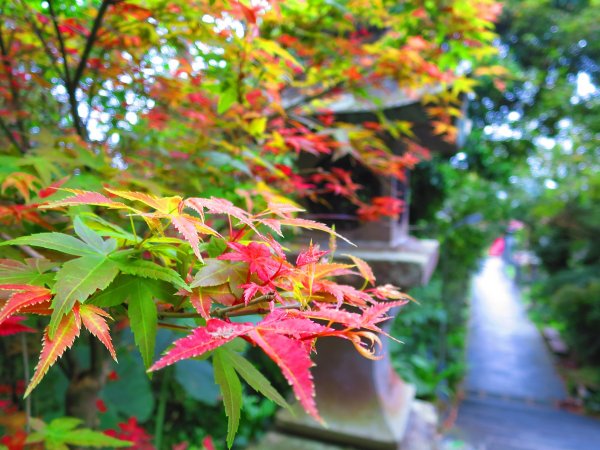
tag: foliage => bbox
[548,281,600,364]
[25,416,132,449]
[0,0,501,446]
[0,190,411,445]
[390,278,467,400]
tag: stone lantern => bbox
[249,84,467,450]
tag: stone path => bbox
[452,257,600,450]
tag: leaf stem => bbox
[129,215,139,244]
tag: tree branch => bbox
[157,322,193,332]
[0,232,44,259]
[156,295,301,321]
[18,0,62,75]
[89,332,104,377]
[213,294,274,318]
[0,15,28,151]
[157,311,202,319]
[72,0,111,89]
[83,68,101,127]
[0,116,24,154]
[47,0,86,140]
[225,303,301,318]
[47,0,81,133]
[47,0,72,86]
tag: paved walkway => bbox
[453,257,600,450]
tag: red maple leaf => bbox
[38,176,70,199]
[105,417,154,450]
[95,398,108,413]
[202,436,216,450]
[219,242,286,283]
[356,196,403,221]
[185,197,260,235]
[292,300,409,334]
[0,316,36,336]
[312,280,372,307]
[0,285,52,326]
[150,311,334,422]
[0,430,27,450]
[249,330,319,420]
[296,243,329,267]
[149,319,254,371]
[239,281,276,305]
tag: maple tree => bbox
[0,0,501,447]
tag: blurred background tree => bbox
[392,0,599,414]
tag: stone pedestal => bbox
[276,337,415,450]
[336,238,439,288]
[248,400,439,450]
[251,238,439,449]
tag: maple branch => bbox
[226,303,301,318]
[157,322,193,332]
[157,294,277,320]
[0,232,44,259]
[89,333,103,377]
[0,116,23,154]
[236,44,248,104]
[157,311,203,319]
[72,0,111,89]
[0,14,28,151]
[56,358,72,378]
[212,294,274,318]
[47,0,72,87]
[47,0,87,139]
[18,0,62,75]
[230,223,248,243]
[157,300,301,321]
[57,352,77,380]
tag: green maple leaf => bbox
[25,417,131,448]
[213,348,243,448]
[0,233,100,257]
[49,255,119,338]
[113,256,190,292]
[127,279,158,370]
